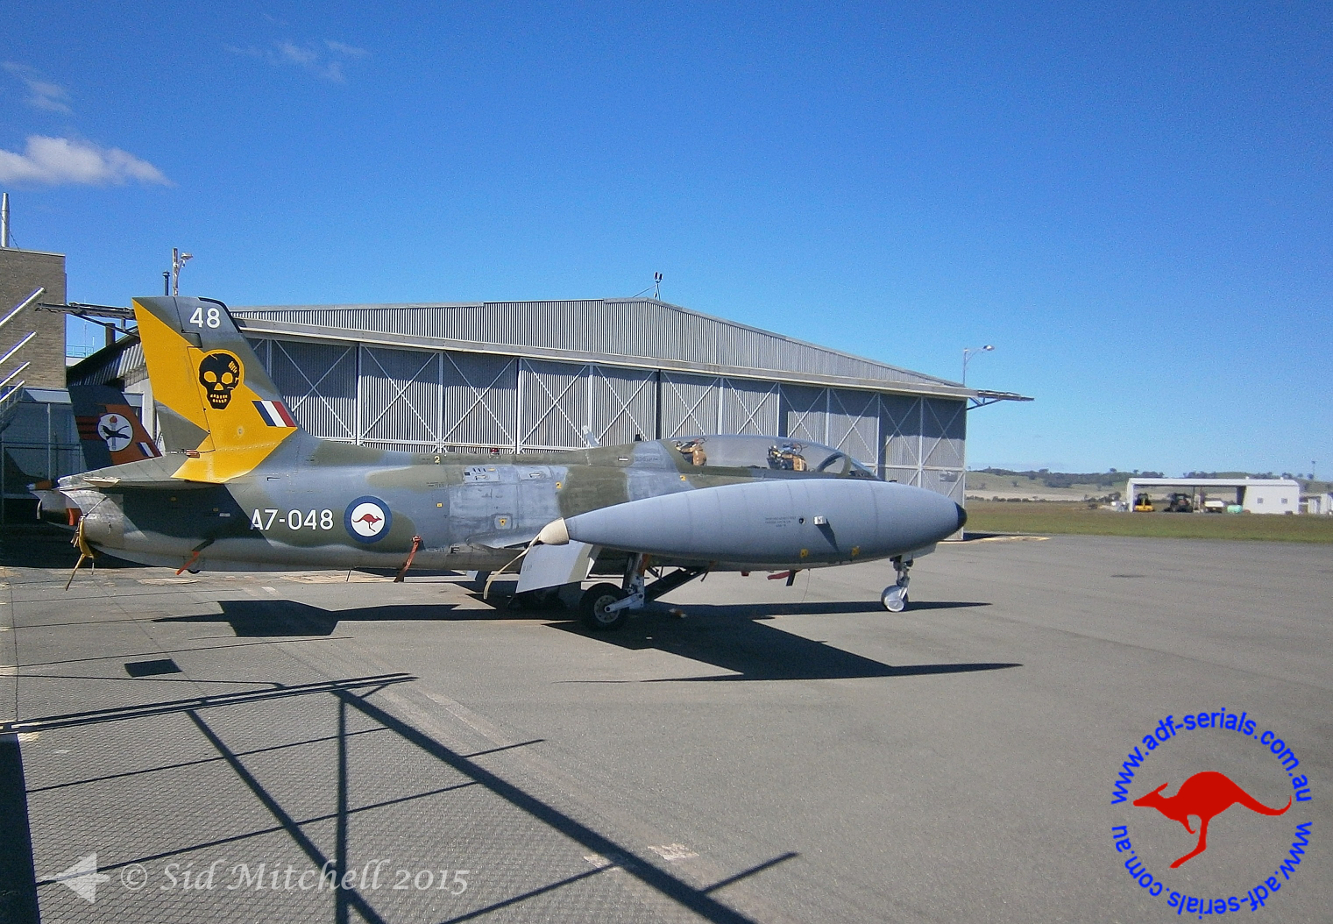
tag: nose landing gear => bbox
[881,555,912,612]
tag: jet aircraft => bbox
[36,296,967,629]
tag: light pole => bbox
[172,248,193,296]
[962,345,994,386]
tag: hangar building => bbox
[67,297,1025,507]
[1125,476,1303,514]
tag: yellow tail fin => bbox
[133,296,299,482]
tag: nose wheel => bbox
[881,555,912,612]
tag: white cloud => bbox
[0,136,172,187]
[325,40,368,58]
[3,62,72,113]
[225,39,368,82]
[278,42,320,67]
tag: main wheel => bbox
[881,586,908,612]
[580,582,629,631]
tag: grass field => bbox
[964,501,1333,543]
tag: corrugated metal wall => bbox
[440,352,516,450]
[519,359,588,450]
[720,379,781,436]
[589,365,656,446]
[360,347,439,446]
[881,394,967,502]
[246,338,967,497]
[661,372,721,438]
[269,340,358,441]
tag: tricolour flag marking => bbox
[253,400,298,428]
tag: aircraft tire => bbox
[580,583,629,631]
[881,586,908,612]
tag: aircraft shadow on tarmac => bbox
[1,674,782,924]
[157,600,472,637]
[552,602,1012,682]
[157,598,1013,682]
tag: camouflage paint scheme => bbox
[40,297,965,612]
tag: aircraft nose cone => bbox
[955,503,968,533]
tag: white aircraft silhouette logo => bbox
[51,853,111,903]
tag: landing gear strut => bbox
[881,555,912,612]
[579,555,709,631]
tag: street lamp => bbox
[172,248,193,296]
[962,345,994,386]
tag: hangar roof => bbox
[228,297,973,399]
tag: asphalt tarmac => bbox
[0,524,1328,923]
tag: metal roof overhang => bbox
[232,315,984,401]
[1126,478,1299,488]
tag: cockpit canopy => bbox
[668,434,875,478]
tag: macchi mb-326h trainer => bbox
[35,297,967,629]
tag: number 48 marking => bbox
[188,305,221,329]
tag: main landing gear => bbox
[579,554,708,631]
[881,555,912,612]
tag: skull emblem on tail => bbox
[198,352,242,409]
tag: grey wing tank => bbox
[546,477,962,569]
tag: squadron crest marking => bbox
[198,352,242,409]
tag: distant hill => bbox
[971,468,1152,491]
[971,467,1296,489]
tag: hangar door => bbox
[518,360,657,450]
[780,385,880,470]
[255,339,521,451]
[881,396,967,502]
[659,373,780,439]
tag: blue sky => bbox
[3,2,1329,476]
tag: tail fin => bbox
[132,296,300,482]
[69,384,161,469]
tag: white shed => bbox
[1302,492,1333,515]
[1242,481,1300,514]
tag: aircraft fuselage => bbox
[52,433,964,574]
